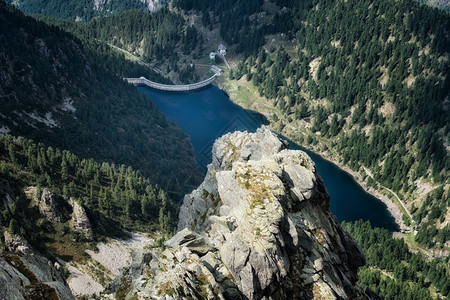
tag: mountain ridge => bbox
[105,127,373,299]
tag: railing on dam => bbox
[125,75,217,92]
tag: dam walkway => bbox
[126,66,221,92]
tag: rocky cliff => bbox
[107,127,371,299]
[0,232,74,300]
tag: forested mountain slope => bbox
[0,135,177,242]
[59,8,205,84]
[174,0,267,56]
[0,135,178,298]
[418,0,450,12]
[343,221,449,299]
[177,0,450,248]
[45,9,198,67]
[0,1,202,198]
[8,0,168,21]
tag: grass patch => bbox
[158,281,175,296]
[43,221,90,262]
[235,165,272,210]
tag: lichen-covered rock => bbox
[106,126,371,299]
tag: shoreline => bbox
[215,81,407,232]
[301,145,407,231]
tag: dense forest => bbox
[0,135,177,260]
[0,1,203,199]
[35,8,206,84]
[8,0,153,21]
[174,0,267,56]
[418,0,450,12]
[343,221,449,299]
[181,0,450,246]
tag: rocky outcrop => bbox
[139,0,165,11]
[70,198,92,238]
[0,180,16,210]
[37,188,71,222]
[107,126,370,299]
[0,231,74,300]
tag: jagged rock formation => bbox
[37,188,71,222]
[70,198,92,237]
[107,127,370,299]
[0,231,74,300]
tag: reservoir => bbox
[140,85,398,231]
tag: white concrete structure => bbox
[125,75,217,92]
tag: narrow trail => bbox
[383,186,413,222]
[219,53,230,68]
[363,167,414,227]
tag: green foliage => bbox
[417,0,450,12]
[0,134,178,234]
[413,186,449,248]
[12,0,155,21]
[0,2,203,199]
[8,218,18,234]
[174,0,266,56]
[35,8,205,79]
[343,220,450,299]
[83,9,186,62]
[227,0,449,241]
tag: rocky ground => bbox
[67,232,154,297]
[0,232,74,300]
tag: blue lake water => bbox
[140,85,398,231]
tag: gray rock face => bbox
[70,198,92,238]
[37,188,71,222]
[0,180,16,211]
[107,126,370,299]
[0,232,74,300]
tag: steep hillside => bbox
[9,0,168,21]
[343,221,449,299]
[41,8,208,84]
[418,0,450,12]
[174,0,267,56]
[0,135,177,238]
[0,1,202,198]
[177,0,450,249]
[0,134,179,298]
